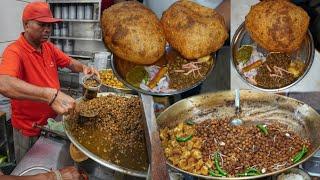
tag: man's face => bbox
[24,20,52,43]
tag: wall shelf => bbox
[48,0,102,59]
[48,0,100,3]
[61,19,100,22]
[50,36,102,41]
[67,51,93,59]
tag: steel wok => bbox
[63,92,148,178]
[157,90,320,179]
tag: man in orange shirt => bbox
[0,2,99,163]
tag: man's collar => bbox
[17,33,42,53]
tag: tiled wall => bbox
[0,0,45,55]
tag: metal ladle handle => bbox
[235,89,240,114]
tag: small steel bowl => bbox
[111,47,216,96]
[231,22,315,92]
[81,75,102,100]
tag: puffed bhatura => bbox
[161,0,228,59]
[101,1,166,64]
[245,0,309,53]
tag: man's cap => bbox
[22,2,62,23]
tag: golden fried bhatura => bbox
[161,0,228,59]
[245,0,309,53]
[101,1,166,64]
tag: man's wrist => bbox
[43,88,56,103]
[48,89,59,106]
[82,64,88,73]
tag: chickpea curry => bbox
[123,48,213,93]
[235,45,306,89]
[160,118,311,178]
[68,95,148,171]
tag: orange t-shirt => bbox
[0,33,71,136]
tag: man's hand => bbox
[68,58,100,78]
[49,89,75,115]
[58,166,81,180]
[83,65,100,79]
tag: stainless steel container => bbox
[69,4,77,19]
[60,22,68,37]
[93,52,111,70]
[61,5,69,19]
[302,150,320,177]
[76,4,85,20]
[53,5,61,19]
[63,40,73,54]
[84,4,93,20]
[53,23,60,36]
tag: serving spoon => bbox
[74,102,99,124]
[230,89,244,126]
[76,74,101,123]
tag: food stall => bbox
[0,0,320,180]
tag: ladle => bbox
[230,89,244,126]
[75,101,99,124]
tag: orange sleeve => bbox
[0,47,21,77]
[51,43,71,68]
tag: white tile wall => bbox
[0,0,44,55]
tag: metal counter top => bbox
[11,136,73,176]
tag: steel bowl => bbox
[231,22,315,92]
[111,46,216,96]
[63,92,148,178]
[272,167,311,180]
[99,69,136,94]
[301,150,320,177]
[157,90,320,179]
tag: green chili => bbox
[245,167,261,174]
[257,124,268,135]
[292,145,308,163]
[214,152,228,176]
[236,167,261,177]
[176,135,193,142]
[185,119,195,125]
[209,170,224,177]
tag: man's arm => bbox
[0,75,75,114]
[0,75,54,102]
[67,58,85,73]
[67,58,100,78]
